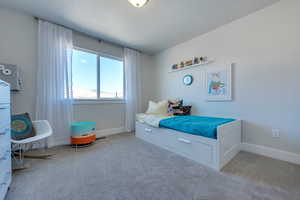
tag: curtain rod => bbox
[34,16,142,53]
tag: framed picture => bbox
[205,63,232,101]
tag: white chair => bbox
[11,120,53,165]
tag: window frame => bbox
[72,47,125,103]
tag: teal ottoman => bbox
[71,122,96,147]
[71,121,96,137]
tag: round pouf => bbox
[71,121,96,148]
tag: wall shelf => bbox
[168,60,214,73]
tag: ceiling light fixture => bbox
[128,0,150,8]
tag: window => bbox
[72,49,124,100]
[100,57,124,98]
[72,49,98,99]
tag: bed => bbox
[135,114,242,171]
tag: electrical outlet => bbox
[272,129,280,138]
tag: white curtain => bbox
[124,48,142,132]
[36,20,73,147]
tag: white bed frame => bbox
[135,120,242,171]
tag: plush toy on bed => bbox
[174,105,192,116]
[144,99,192,116]
[167,99,192,116]
[167,99,183,115]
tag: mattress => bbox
[136,113,171,127]
[159,116,235,139]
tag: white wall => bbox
[72,32,154,131]
[0,8,37,118]
[73,102,125,131]
[140,54,155,112]
[73,32,123,59]
[153,0,300,154]
[71,32,126,132]
[0,8,153,136]
[3,0,298,155]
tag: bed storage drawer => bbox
[171,133,216,166]
[136,122,158,143]
[0,80,11,200]
[0,105,10,128]
[136,121,219,169]
[135,122,177,151]
[136,119,241,171]
[0,81,10,104]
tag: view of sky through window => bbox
[100,57,124,98]
[72,49,97,99]
[72,49,124,99]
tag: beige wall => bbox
[152,0,300,154]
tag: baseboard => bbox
[95,127,126,138]
[242,143,300,165]
[47,127,126,147]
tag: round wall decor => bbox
[183,75,193,86]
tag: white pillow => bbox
[146,100,168,114]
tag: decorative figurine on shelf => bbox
[185,60,193,66]
[180,61,185,68]
[172,56,210,72]
[172,64,178,70]
[193,57,199,64]
[199,57,206,63]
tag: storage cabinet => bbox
[0,80,11,200]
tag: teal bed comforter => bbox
[159,116,235,139]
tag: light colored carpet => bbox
[6,133,300,200]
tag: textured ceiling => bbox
[0,0,279,54]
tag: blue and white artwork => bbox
[208,71,227,96]
[206,64,232,101]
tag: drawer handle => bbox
[0,105,9,109]
[0,82,9,87]
[144,128,152,132]
[178,138,191,144]
[0,128,9,135]
[0,157,8,161]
